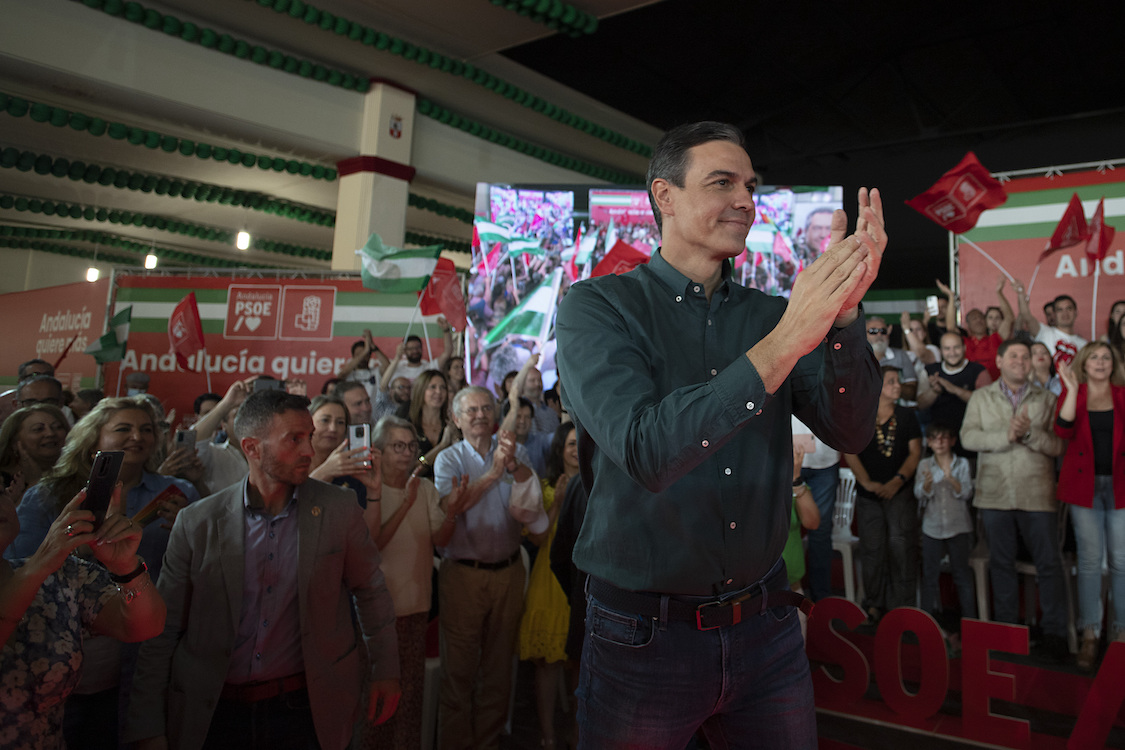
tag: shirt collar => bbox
[241,478,298,519]
[648,247,732,299]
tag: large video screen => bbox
[465,183,843,393]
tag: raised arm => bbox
[434,317,454,371]
[995,277,1015,339]
[1012,277,1042,336]
[936,278,958,333]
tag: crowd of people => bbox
[831,279,1125,668]
[3,120,1122,750]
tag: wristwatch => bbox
[109,557,147,584]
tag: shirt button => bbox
[708,319,713,326]
[729,521,737,529]
[269,532,275,539]
[724,467,732,476]
[255,653,261,660]
[839,387,846,394]
[746,401,755,410]
[726,578,734,585]
[675,295,683,302]
[710,368,717,376]
[702,439,709,447]
[756,409,763,416]
[834,342,842,350]
[693,285,701,293]
[268,553,274,561]
[262,619,269,627]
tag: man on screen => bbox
[555,121,884,748]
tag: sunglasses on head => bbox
[867,327,888,335]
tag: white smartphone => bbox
[926,295,940,317]
[349,423,371,467]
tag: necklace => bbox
[874,414,897,458]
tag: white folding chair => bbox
[831,467,864,604]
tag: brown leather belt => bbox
[453,550,521,570]
[221,672,307,703]
[588,566,813,631]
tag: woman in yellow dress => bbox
[519,421,579,749]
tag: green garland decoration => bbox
[407,193,473,225]
[0,91,338,182]
[488,0,598,37]
[0,225,273,269]
[415,100,643,184]
[68,0,369,93]
[246,0,651,158]
[0,192,333,261]
[0,145,337,227]
[404,230,470,255]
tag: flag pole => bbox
[957,237,1016,283]
[115,365,124,397]
[1092,260,1101,341]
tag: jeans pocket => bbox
[766,603,797,624]
[588,600,655,648]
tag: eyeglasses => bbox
[388,440,420,455]
[460,404,494,416]
[867,328,888,335]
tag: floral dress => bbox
[0,556,116,750]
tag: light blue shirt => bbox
[227,484,303,683]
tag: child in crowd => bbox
[914,423,976,647]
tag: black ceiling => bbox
[504,0,1125,290]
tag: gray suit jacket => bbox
[124,478,398,750]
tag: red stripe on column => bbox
[336,155,416,182]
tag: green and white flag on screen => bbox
[356,233,442,293]
[507,236,545,256]
[482,269,562,347]
[475,220,512,245]
[84,306,132,364]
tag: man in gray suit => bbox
[125,389,400,750]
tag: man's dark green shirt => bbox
[555,249,880,596]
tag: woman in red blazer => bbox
[1055,341,1125,670]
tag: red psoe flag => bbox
[419,257,467,331]
[1085,198,1115,262]
[168,292,205,372]
[1039,193,1090,262]
[591,239,649,278]
[905,152,1008,234]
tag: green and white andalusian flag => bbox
[474,220,512,245]
[84,306,131,364]
[482,269,562,347]
[356,233,443,293]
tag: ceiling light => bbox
[86,267,99,282]
[145,253,158,269]
[236,230,251,250]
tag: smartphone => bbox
[174,429,196,452]
[926,295,940,317]
[85,450,124,529]
[349,423,371,467]
[253,378,284,392]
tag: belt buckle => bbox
[695,599,740,630]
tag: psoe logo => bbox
[224,285,282,340]
[280,287,336,341]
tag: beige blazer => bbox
[124,478,398,750]
[960,381,1064,512]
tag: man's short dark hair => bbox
[334,380,367,399]
[1043,301,1055,313]
[1053,294,1077,309]
[501,396,535,421]
[234,389,310,442]
[193,392,221,414]
[997,339,1031,358]
[17,359,53,382]
[17,374,62,401]
[321,377,342,395]
[405,335,422,345]
[646,121,746,233]
[544,386,560,406]
[351,340,367,356]
[804,207,834,228]
[75,388,104,405]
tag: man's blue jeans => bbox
[800,465,839,601]
[980,508,1067,637]
[576,572,816,749]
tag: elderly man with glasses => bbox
[867,316,918,401]
[432,386,548,750]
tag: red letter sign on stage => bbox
[169,292,205,371]
[961,619,1030,749]
[806,597,870,709]
[873,608,948,727]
